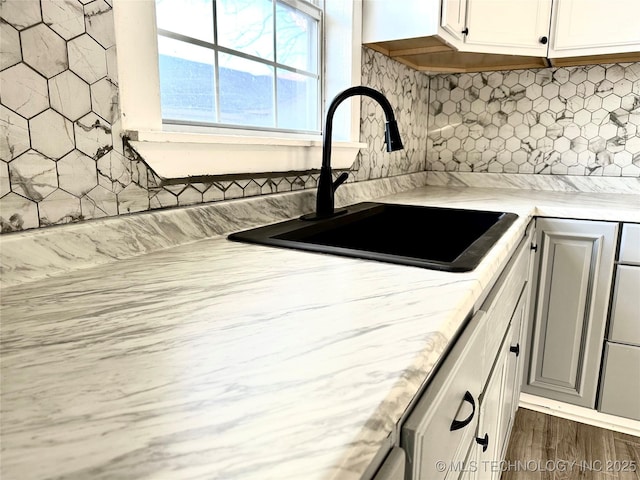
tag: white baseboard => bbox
[519,393,640,437]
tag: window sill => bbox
[126,130,366,180]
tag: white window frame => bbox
[112,0,365,180]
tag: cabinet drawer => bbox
[609,265,640,346]
[402,310,485,480]
[620,224,640,265]
[480,235,530,385]
[599,342,640,421]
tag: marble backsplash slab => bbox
[0,172,427,288]
[426,172,640,194]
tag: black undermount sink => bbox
[228,202,518,272]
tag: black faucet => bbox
[303,86,404,220]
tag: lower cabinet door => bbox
[476,331,511,480]
[445,437,478,480]
[499,292,527,460]
[459,443,478,480]
[523,218,617,408]
[402,311,485,480]
[599,342,640,421]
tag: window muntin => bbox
[155,0,322,134]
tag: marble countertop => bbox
[1,184,639,480]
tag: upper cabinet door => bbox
[440,0,468,44]
[463,0,552,56]
[549,0,640,58]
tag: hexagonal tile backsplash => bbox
[0,1,430,234]
[0,0,639,235]
[428,65,640,176]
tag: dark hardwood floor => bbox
[502,408,640,480]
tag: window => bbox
[112,0,363,179]
[155,0,322,133]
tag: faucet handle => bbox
[333,172,349,190]
[384,120,404,152]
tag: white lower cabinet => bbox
[517,218,640,425]
[599,343,640,421]
[608,265,640,346]
[502,295,527,452]
[401,305,485,480]
[598,222,640,421]
[522,218,618,408]
[373,447,406,480]
[383,218,636,480]
[400,221,534,480]
[522,219,640,421]
[476,338,507,480]
[457,439,479,480]
[474,289,528,480]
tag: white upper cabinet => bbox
[463,0,552,56]
[362,0,640,72]
[362,0,441,44]
[440,0,468,44]
[549,0,640,58]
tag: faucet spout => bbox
[305,86,404,221]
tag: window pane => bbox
[276,1,318,73]
[155,0,322,133]
[217,0,274,61]
[158,36,216,123]
[277,69,318,131]
[156,0,214,43]
[219,53,274,127]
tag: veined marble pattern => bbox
[73,111,112,159]
[90,77,118,123]
[0,162,9,196]
[1,0,42,31]
[0,21,22,70]
[0,62,49,118]
[0,3,430,235]
[30,109,75,159]
[427,172,640,194]
[3,186,640,480]
[8,150,58,201]
[84,0,115,49]
[0,172,428,288]
[0,237,482,480]
[358,47,431,181]
[0,105,30,160]
[67,33,108,84]
[41,0,85,41]
[0,192,39,230]
[428,63,640,177]
[49,70,91,121]
[379,186,640,225]
[20,22,68,78]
